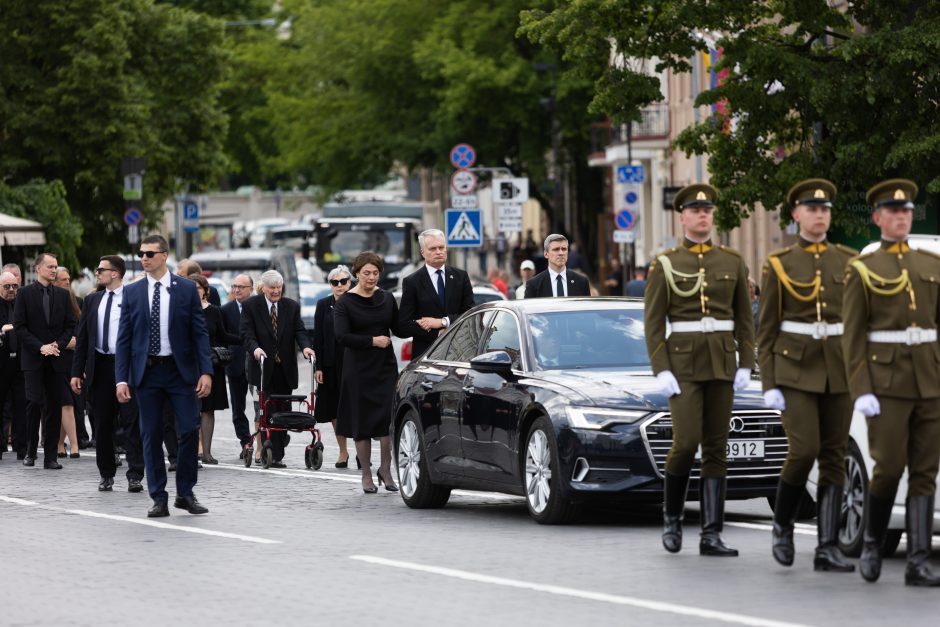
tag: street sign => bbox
[124,207,143,226]
[451,170,478,195]
[128,225,139,245]
[613,230,635,244]
[123,174,143,200]
[450,143,477,169]
[493,178,529,203]
[182,200,200,234]
[615,208,637,230]
[452,195,478,208]
[616,164,645,183]
[497,204,522,233]
[445,209,483,247]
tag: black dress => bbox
[313,294,344,423]
[202,304,241,412]
[334,289,403,440]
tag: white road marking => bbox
[0,495,280,545]
[727,521,816,536]
[349,555,816,627]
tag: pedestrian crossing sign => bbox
[445,209,483,247]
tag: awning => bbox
[0,213,46,246]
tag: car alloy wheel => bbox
[395,412,450,509]
[839,440,867,556]
[522,417,579,524]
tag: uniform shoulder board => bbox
[767,245,792,259]
[718,245,742,258]
[656,247,680,259]
[915,247,940,261]
[834,243,858,256]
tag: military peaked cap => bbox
[866,178,917,209]
[787,178,836,207]
[672,183,718,211]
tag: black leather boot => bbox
[771,480,804,566]
[905,495,940,586]
[814,484,855,572]
[860,493,894,582]
[700,477,738,556]
[662,472,690,553]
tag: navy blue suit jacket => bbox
[221,299,247,378]
[115,275,213,388]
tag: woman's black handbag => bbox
[210,346,233,366]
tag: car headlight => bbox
[565,407,650,430]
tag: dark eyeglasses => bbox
[329,278,350,286]
[94,267,115,274]
[137,250,166,259]
[1,284,18,290]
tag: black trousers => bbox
[91,353,144,480]
[263,364,290,461]
[228,373,251,446]
[0,360,25,454]
[24,363,65,464]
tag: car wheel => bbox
[396,411,450,509]
[523,417,579,525]
[839,440,868,557]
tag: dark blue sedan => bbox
[392,298,786,524]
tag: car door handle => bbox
[420,382,434,390]
[462,385,475,393]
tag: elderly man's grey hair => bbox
[259,270,284,287]
[327,265,352,282]
[543,233,568,253]
[417,228,446,252]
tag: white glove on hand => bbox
[656,371,681,398]
[854,393,881,417]
[762,388,786,411]
[733,368,752,391]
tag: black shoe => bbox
[271,461,286,468]
[203,455,218,465]
[69,452,80,459]
[771,480,805,567]
[128,478,143,493]
[860,493,894,582]
[88,439,96,448]
[814,484,855,572]
[662,472,690,553]
[23,456,35,467]
[335,456,349,469]
[377,469,399,492]
[239,449,245,460]
[78,438,91,450]
[98,477,114,492]
[699,477,738,557]
[148,501,170,518]
[57,451,66,459]
[44,461,63,470]
[168,461,177,472]
[173,494,208,515]
[905,495,940,586]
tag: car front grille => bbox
[641,409,787,480]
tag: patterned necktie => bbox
[436,269,446,310]
[42,285,51,324]
[555,274,565,297]
[101,291,114,353]
[270,303,280,363]
[148,282,161,356]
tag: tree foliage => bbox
[0,180,82,270]
[520,1,940,233]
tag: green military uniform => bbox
[644,183,755,556]
[757,178,856,571]
[842,178,940,586]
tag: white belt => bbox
[780,321,844,339]
[867,327,938,345]
[668,317,735,334]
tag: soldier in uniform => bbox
[757,179,857,572]
[645,183,755,556]
[842,179,940,586]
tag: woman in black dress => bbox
[313,264,352,467]
[191,274,241,464]
[334,251,407,493]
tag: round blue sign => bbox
[615,209,636,230]
[625,191,638,204]
[123,207,143,226]
[450,143,477,169]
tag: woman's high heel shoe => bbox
[377,469,399,492]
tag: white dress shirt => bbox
[549,267,568,297]
[426,264,446,293]
[96,285,124,355]
[146,272,172,356]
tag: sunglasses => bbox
[330,278,350,286]
[1,284,18,290]
[136,250,166,259]
[94,267,115,274]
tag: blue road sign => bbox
[123,207,143,226]
[450,143,477,170]
[183,200,200,233]
[445,209,483,247]
[615,209,637,230]
[616,164,645,184]
[625,190,639,204]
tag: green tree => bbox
[0,180,82,270]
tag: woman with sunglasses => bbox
[313,265,353,468]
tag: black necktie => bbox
[555,274,565,297]
[148,283,161,356]
[42,285,51,324]
[436,269,445,310]
[101,291,114,353]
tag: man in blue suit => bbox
[115,234,213,518]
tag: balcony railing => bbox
[591,104,670,153]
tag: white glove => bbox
[762,388,786,411]
[854,393,881,417]
[656,371,681,398]
[733,368,752,391]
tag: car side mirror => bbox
[469,350,514,375]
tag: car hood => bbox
[533,369,767,410]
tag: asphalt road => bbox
[2,364,938,626]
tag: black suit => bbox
[72,288,144,481]
[240,295,311,461]
[14,281,77,464]
[398,265,474,358]
[0,298,25,458]
[523,268,591,299]
[221,299,251,446]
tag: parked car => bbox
[247,218,291,248]
[299,280,332,331]
[190,248,300,303]
[205,276,229,304]
[263,224,316,250]
[392,298,785,523]
[859,233,940,256]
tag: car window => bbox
[528,309,648,369]
[442,312,486,362]
[481,310,523,370]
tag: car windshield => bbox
[318,225,406,264]
[527,309,648,369]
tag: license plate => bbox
[727,439,764,459]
